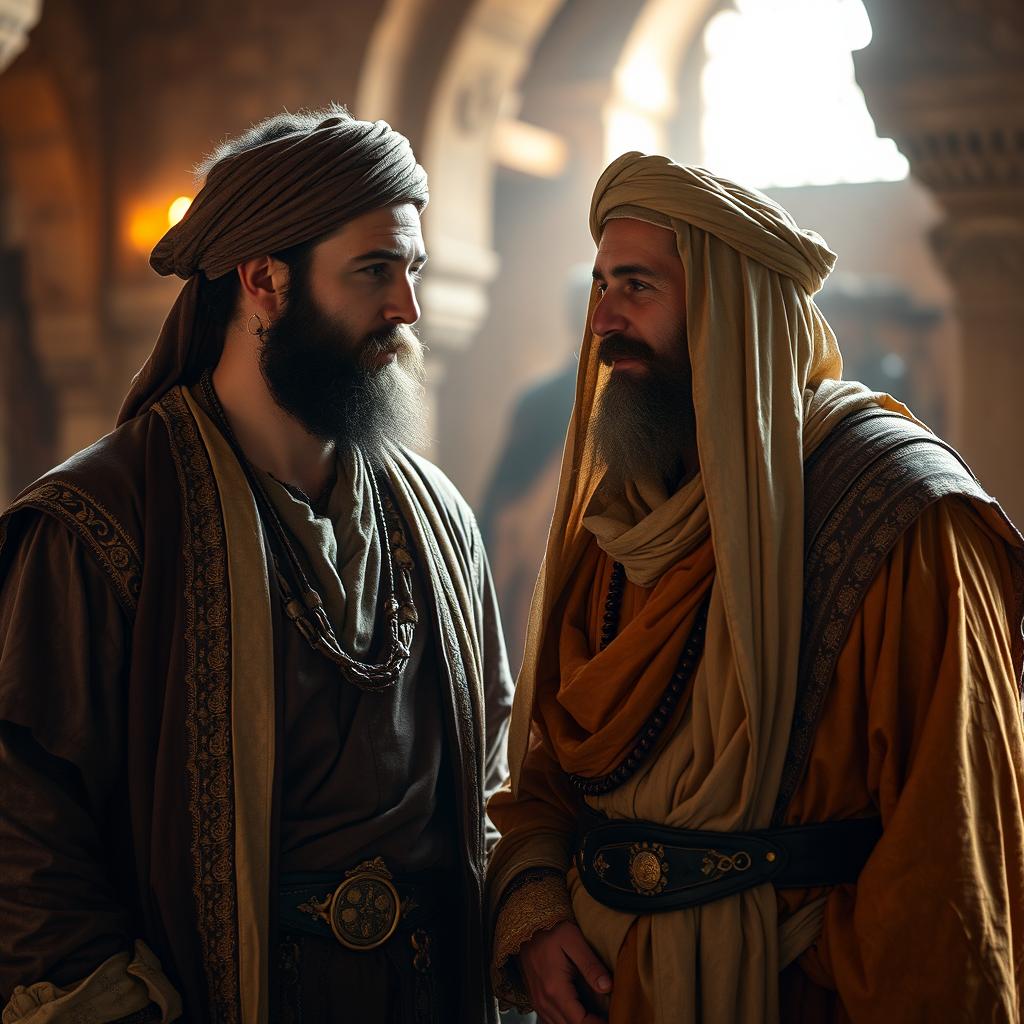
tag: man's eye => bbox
[363,264,388,278]
[411,267,425,284]
[629,279,649,292]
[594,282,607,295]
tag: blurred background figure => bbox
[479,263,590,669]
[0,0,1020,613]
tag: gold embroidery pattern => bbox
[156,388,239,1022]
[492,871,574,1012]
[775,410,990,823]
[2,480,142,614]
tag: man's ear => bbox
[236,255,290,319]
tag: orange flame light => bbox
[127,195,193,254]
[168,195,192,226]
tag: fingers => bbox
[528,965,578,1024]
[520,921,611,1024]
[561,927,613,998]
[534,989,606,1024]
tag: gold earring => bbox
[246,312,268,337]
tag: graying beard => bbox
[590,372,688,489]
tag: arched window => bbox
[701,0,908,187]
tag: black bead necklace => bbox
[599,561,628,651]
[568,561,711,797]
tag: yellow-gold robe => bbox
[489,496,1024,1022]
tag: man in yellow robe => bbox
[486,153,1024,1023]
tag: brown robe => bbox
[0,387,513,1022]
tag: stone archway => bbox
[357,0,568,462]
[418,0,716,502]
[602,0,719,165]
[361,0,718,495]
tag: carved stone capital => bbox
[855,1,1024,203]
[931,217,1024,310]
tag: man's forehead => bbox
[321,202,425,257]
[594,216,679,274]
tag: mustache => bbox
[359,324,421,365]
[362,324,417,354]
[597,333,655,365]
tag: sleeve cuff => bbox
[491,868,574,1012]
[2,940,182,1024]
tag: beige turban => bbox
[118,113,428,424]
[505,152,911,1023]
[590,153,835,295]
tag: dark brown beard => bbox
[258,271,427,461]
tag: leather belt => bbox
[279,857,446,951]
[575,816,882,914]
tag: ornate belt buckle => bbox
[298,857,401,951]
[627,841,669,895]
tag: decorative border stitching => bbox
[773,413,990,823]
[420,510,484,858]
[1,480,142,615]
[155,387,240,1022]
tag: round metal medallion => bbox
[328,872,400,950]
[629,850,664,892]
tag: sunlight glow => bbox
[605,108,664,164]
[618,51,672,115]
[493,119,569,179]
[701,0,908,188]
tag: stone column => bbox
[855,1,1024,523]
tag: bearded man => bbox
[486,153,1024,1024]
[0,106,512,1024]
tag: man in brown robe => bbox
[0,105,513,1024]
[486,154,1024,1023]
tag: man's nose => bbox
[590,291,627,337]
[384,277,421,325]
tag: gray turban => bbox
[118,114,428,424]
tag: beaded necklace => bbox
[567,561,710,796]
[199,371,417,690]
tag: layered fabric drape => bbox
[495,154,917,1022]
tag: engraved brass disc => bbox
[629,850,664,893]
[328,872,400,950]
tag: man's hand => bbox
[518,920,612,1024]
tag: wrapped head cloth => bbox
[506,153,911,1022]
[117,112,428,425]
